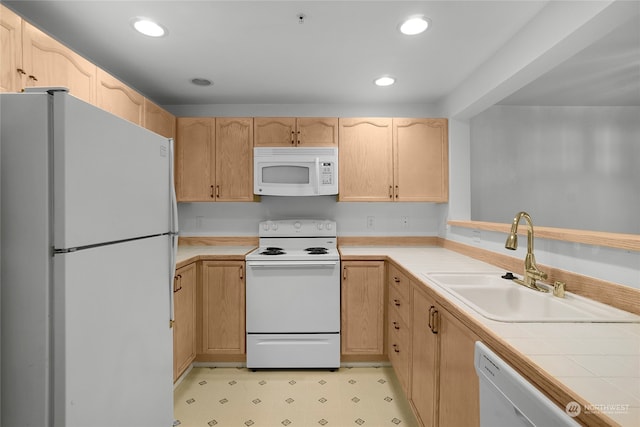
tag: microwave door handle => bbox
[315,157,320,195]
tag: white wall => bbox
[439,1,640,289]
[179,198,447,237]
[165,103,440,118]
[470,105,640,234]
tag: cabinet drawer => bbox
[388,264,410,303]
[389,282,410,327]
[388,315,410,393]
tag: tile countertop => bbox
[340,246,640,427]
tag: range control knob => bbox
[271,222,278,231]
[263,222,270,231]
[317,222,324,230]
[326,222,333,230]
[294,221,302,230]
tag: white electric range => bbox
[245,219,340,369]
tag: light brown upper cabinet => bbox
[176,117,215,201]
[175,117,254,202]
[394,118,448,202]
[338,118,394,201]
[21,21,96,104]
[254,117,338,147]
[339,117,448,202]
[96,68,144,126]
[215,118,254,201]
[1,4,23,93]
[143,98,176,139]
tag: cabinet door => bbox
[22,22,96,104]
[410,287,438,427]
[338,118,393,201]
[341,261,385,356]
[394,118,448,202]
[0,4,23,93]
[173,263,196,381]
[175,117,215,201]
[143,98,176,138]
[201,261,245,355]
[215,118,254,201]
[96,68,144,125]
[297,117,338,146]
[438,309,480,427]
[254,117,296,146]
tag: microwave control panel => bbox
[321,162,334,185]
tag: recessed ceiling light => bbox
[132,18,166,37]
[191,78,212,86]
[374,76,396,87]
[399,16,430,35]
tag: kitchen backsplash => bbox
[178,197,447,237]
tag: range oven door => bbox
[246,260,340,333]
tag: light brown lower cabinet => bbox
[199,260,246,360]
[173,262,197,381]
[409,283,480,427]
[387,264,412,394]
[437,307,480,426]
[340,260,385,359]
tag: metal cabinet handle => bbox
[393,276,400,283]
[393,344,400,353]
[389,186,393,198]
[428,306,439,334]
[393,321,400,330]
[342,266,347,280]
[394,299,400,307]
[16,68,26,75]
[239,265,244,280]
[210,185,214,198]
[173,274,183,292]
[28,75,38,82]
[395,185,399,199]
[216,185,220,198]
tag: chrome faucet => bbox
[504,211,549,292]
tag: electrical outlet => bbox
[366,216,375,230]
[401,216,409,229]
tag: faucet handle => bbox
[553,281,566,298]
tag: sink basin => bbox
[422,273,640,323]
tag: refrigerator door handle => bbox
[168,138,179,326]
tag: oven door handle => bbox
[247,261,339,267]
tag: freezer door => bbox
[52,92,171,249]
[52,235,173,427]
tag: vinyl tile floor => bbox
[174,366,419,427]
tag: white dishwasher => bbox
[474,342,580,427]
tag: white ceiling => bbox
[5,1,639,108]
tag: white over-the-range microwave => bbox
[254,147,338,196]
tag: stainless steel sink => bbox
[422,273,640,323]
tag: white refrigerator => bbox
[1,89,178,427]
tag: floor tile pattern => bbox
[174,366,418,426]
